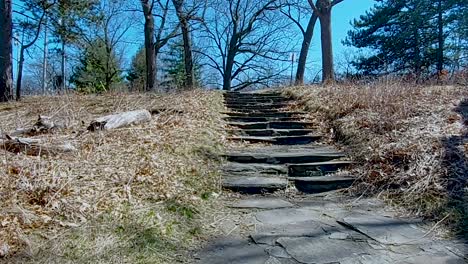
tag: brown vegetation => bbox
[0,90,225,263]
[285,83,468,234]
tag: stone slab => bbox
[339,214,428,245]
[196,238,270,264]
[277,236,372,264]
[251,220,324,245]
[230,198,294,209]
[223,176,288,193]
[223,162,288,175]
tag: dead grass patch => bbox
[285,84,468,235]
[0,90,226,263]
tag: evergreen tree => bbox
[127,46,146,90]
[161,40,201,89]
[345,0,461,78]
[71,39,122,93]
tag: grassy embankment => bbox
[285,83,468,235]
[0,90,226,263]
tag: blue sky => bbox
[13,0,376,84]
[304,0,375,78]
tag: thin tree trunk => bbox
[172,0,194,89]
[318,3,334,84]
[436,0,444,75]
[0,0,13,102]
[42,18,48,94]
[295,13,318,85]
[142,0,156,91]
[16,48,25,100]
[61,40,66,91]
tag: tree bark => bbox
[295,13,318,85]
[16,48,25,100]
[172,0,194,89]
[317,0,334,84]
[142,0,156,91]
[0,0,13,102]
[436,0,444,75]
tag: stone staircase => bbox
[195,91,467,264]
[222,91,355,195]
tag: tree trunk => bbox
[16,48,25,100]
[295,13,318,85]
[223,51,236,91]
[436,0,444,75]
[173,0,194,89]
[61,40,66,91]
[0,0,13,102]
[318,0,334,84]
[142,0,156,91]
[42,19,48,94]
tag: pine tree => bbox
[345,0,460,79]
[127,46,146,90]
[161,40,201,89]
[71,39,122,93]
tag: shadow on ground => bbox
[442,98,468,255]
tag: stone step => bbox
[224,96,285,101]
[224,92,282,98]
[228,121,314,130]
[228,135,321,145]
[224,116,302,123]
[226,103,289,109]
[227,109,285,114]
[223,162,288,174]
[290,176,355,193]
[228,129,315,137]
[222,176,288,194]
[288,161,355,177]
[224,149,345,164]
[223,112,306,118]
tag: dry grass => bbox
[285,83,468,234]
[0,90,226,263]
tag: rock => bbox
[223,162,288,175]
[223,176,288,194]
[251,220,324,245]
[339,214,429,245]
[277,236,372,264]
[230,198,294,209]
[0,242,9,257]
[196,238,270,264]
[291,176,355,193]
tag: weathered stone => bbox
[291,176,355,193]
[277,236,372,264]
[229,121,315,130]
[255,208,323,226]
[339,214,428,245]
[288,161,354,177]
[196,238,270,264]
[225,117,302,123]
[223,162,288,175]
[251,220,324,245]
[225,149,345,164]
[228,135,321,145]
[228,129,315,137]
[230,198,294,209]
[223,176,288,193]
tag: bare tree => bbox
[78,0,135,91]
[16,1,55,100]
[200,0,290,91]
[140,0,179,91]
[0,0,13,102]
[307,0,343,84]
[172,0,194,89]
